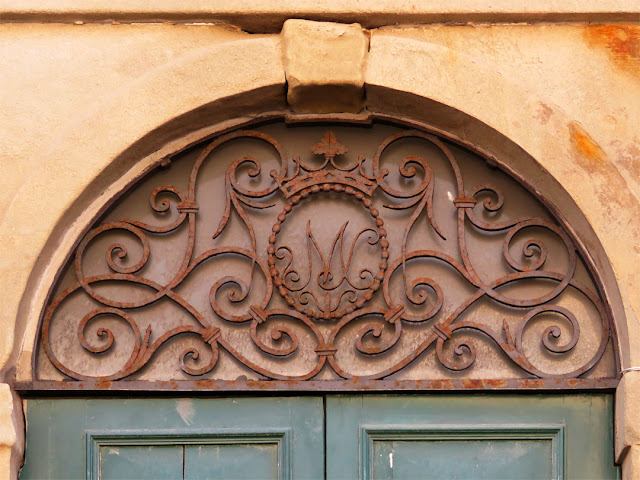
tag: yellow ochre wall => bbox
[1,2,639,478]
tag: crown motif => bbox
[271,131,378,198]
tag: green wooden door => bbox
[21,394,618,479]
[20,397,324,480]
[327,394,619,480]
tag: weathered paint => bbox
[585,25,640,76]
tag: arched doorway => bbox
[18,117,620,478]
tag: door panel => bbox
[326,394,618,480]
[21,397,323,480]
[184,444,279,480]
[369,432,557,480]
[100,445,184,480]
[87,430,289,480]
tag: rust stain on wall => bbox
[533,102,553,125]
[568,121,640,225]
[617,138,640,176]
[569,121,607,167]
[584,25,640,76]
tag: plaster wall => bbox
[1,12,639,479]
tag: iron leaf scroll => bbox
[36,122,616,388]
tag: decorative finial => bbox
[310,131,348,160]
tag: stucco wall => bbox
[1,6,639,478]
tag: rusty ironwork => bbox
[15,378,619,394]
[33,123,616,390]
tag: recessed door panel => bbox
[370,435,556,480]
[100,445,183,480]
[184,444,279,480]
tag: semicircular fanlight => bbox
[32,120,618,391]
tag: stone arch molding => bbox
[5,22,636,393]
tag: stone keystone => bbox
[281,19,369,114]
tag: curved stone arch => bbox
[6,31,635,386]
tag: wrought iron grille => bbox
[31,121,617,391]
